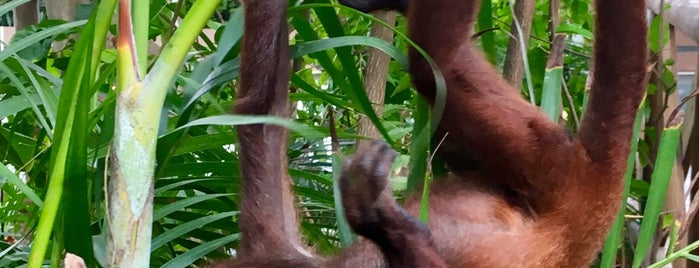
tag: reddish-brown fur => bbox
[232,0,310,260]
[213,0,648,266]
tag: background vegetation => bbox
[0,0,698,267]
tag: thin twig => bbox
[562,81,580,127]
[427,133,449,167]
[667,84,699,128]
[327,106,342,156]
[493,17,591,59]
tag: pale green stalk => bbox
[107,0,222,266]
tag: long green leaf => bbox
[407,95,430,192]
[0,63,53,137]
[0,0,30,16]
[15,56,64,86]
[181,8,244,111]
[213,8,244,65]
[154,178,220,194]
[0,20,86,63]
[556,24,594,40]
[332,153,356,246]
[0,162,43,207]
[28,1,117,266]
[290,74,353,108]
[161,234,240,268]
[153,194,233,222]
[172,114,325,138]
[410,96,432,223]
[540,67,563,122]
[632,123,682,268]
[291,36,408,68]
[16,58,59,127]
[151,211,238,250]
[0,94,34,120]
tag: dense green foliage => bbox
[0,0,696,267]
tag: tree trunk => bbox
[502,0,536,90]
[13,0,39,31]
[357,11,397,147]
[44,0,84,21]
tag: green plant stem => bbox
[648,239,699,268]
[133,0,149,76]
[107,0,222,266]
